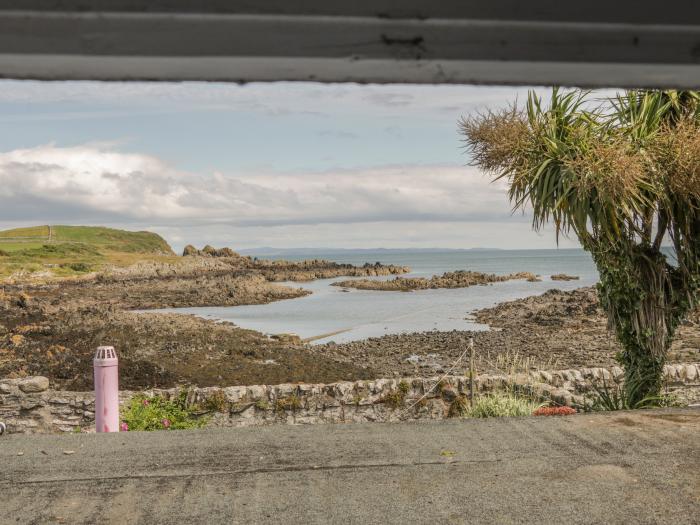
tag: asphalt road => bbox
[1,408,698,524]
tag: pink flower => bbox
[161,418,171,429]
[120,422,129,432]
[142,399,150,406]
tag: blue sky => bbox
[0,81,500,171]
[0,80,585,251]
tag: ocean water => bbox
[161,248,599,344]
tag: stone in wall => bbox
[1,364,699,434]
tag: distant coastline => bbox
[239,247,507,256]
[235,246,591,257]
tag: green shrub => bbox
[584,376,682,411]
[121,394,208,431]
[62,262,91,272]
[467,392,544,418]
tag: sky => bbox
[0,80,591,252]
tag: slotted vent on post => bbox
[95,346,117,360]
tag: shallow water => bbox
[158,249,599,344]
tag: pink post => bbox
[94,346,119,433]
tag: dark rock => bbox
[182,245,198,256]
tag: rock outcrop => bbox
[332,270,538,291]
[183,244,241,258]
[551,273,580,281]
[182,244,198,256]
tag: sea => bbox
[162,248,599,344]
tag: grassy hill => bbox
[0,225,175,279]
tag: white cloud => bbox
[0,142,579,250]
[0,80,585,121]
[0,142,514,223]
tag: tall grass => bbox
[468,392,545,418]
[449,391,545,418]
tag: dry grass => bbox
[382,389,407,409]
[486,349,560,378]
[275,394,302,412]
[203,390,228,412]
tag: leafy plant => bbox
[461,89,700,405]
[121,394,208,431]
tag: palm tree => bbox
[460,89,700,404]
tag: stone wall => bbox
[1,363,698,434]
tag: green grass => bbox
[0,242,47,253]
[10,242,101,258]
[0,225,173,254]
[0,225,50,239]
[51,225,173,254]
[0,225,176,279]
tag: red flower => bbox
[120,422,129,432]
[533,406,577,416]
[142,399,150,406]
[161,418,171,429]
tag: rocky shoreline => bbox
[332,270,538,291]
[1,251,698,393]
[313,287,699,378]
[0,255,406,390]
